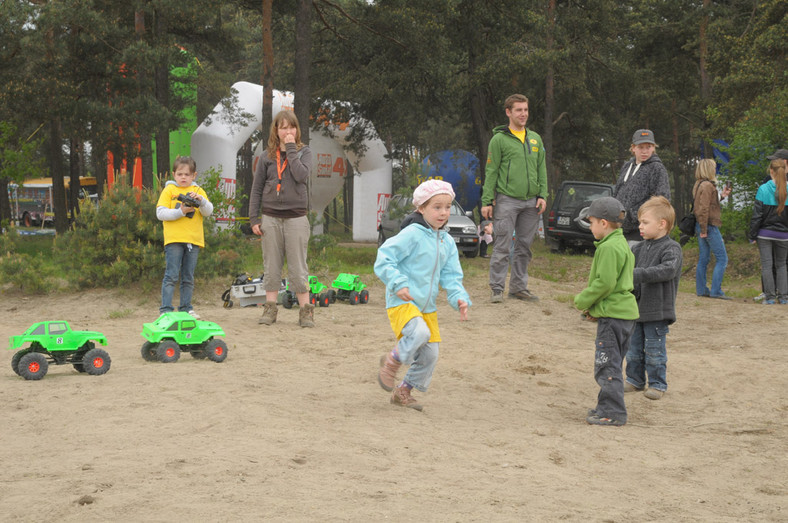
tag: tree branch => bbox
[316,0,407,49]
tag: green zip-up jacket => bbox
[574,228,639,320]
[481,125,548,205]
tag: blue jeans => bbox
[160,243,200,313]
[695,223,728,297]
[626,321,669,392]
[396,317,439,392]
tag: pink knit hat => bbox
[412,179,455,207]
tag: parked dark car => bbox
[545,181,614,252]
[378,194,479,257]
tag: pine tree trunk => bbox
[294,0,312,145]
[50,119,68,234]
[261,0,274,145]
[154,7,170,178]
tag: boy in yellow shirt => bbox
[156,156,213,318]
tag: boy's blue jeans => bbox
[695,223,728,297]
[396,317,439,393]
[160,242,200,314]
[625,321,669,392]
[593,318,634,423]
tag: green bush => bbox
[0,252,60,294]
[55,183,245,288]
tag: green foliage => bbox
[720,206,752,242]
[55,184,162,287]
[307,239,376,277]
[198,226,247,278]
[720,86,788,204]
[0,226,19,255]
[197,166,246,228]
[0,252,59,294]
[54,182,245,288]
[0,121,45,184]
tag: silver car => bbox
[378,194,479,257]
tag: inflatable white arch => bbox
[190,81,392,241]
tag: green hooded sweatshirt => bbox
[481,125,548,205]
[574,228,639,320]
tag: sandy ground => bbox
[0,263,786,522]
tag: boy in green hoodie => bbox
[574,197,639,426]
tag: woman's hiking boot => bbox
[391,385,423,411]
[378,352,401,391]
[259,303,278,325]
[299,304,315,328]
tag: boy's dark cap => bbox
[579,197,626,223]
[632,129,656,145]
[767,149,788,160]
[480,220,492,228]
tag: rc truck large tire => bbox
[318,292,330,307]
[157,340,181,363]
[348,290,359,305]
[359,289,370,304]
[282,291,295,309]
[83,348,111,375]
[204,339,228,363]
[11,349,31,376]
[18,352,48,380]
[328,290,337,304]
[73,342,95,372]
[140,341,157,361]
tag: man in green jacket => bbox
[481,94,548,303]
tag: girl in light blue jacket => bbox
[375,180,471,411]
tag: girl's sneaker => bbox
[391,385,423,411]
[377,352,401,392]
[763,299,776,305]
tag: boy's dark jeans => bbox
[594,317,635,422]
[626,321,669,391]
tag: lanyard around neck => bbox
[276,149,288,195]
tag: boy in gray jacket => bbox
[625,196,682,400]
[613,129,671,241]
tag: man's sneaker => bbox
[763,299,776,305]
[508,289,539,302]
[188,310,201,319]
[378,352,401,392]
[299,304,315,328]
[644,388,665,400]
[491,291,504,303]
[624,382,644,393]
[586,415,625,426]
[391,385,423,411]
[259,303,278,325]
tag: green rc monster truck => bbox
[281,276,336,309]
[331,273,369,305]
[8,321,111,380]
[140,312,228,363]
